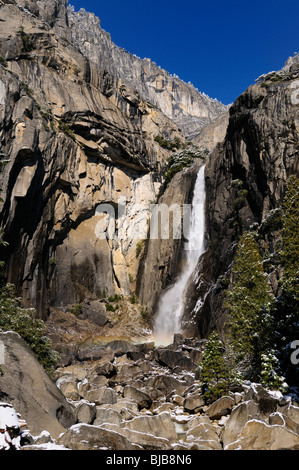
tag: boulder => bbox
[148,375,185,397]
[74,401,97,424]
[226,419,299,450]
[245,383,281,415]
[183,392,205,413]
[59,379,80,401]
[269,411,299,434]
[81,300,109,327]
[76,346,114,363]
[205,396,234,420]
[186,423,222,450]
[156,349,195,372]
[0,331,75,438]
[92,361,116,378]
[57,423,139,450]
[94,407,123,426]
[123,386,152,410]
[101,423,170,450]
[221,400,261,448]
[124,412,178,442]
[85,387,117,406]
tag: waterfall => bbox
[153,164,206,346]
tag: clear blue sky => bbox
[68,0,299,105]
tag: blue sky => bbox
[68,0,299,105]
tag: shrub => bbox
[0,284,58,374]
[164,148,206,186]
[154,135,183,151]
[70,304,83,316]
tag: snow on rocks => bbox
[2,337,299,450]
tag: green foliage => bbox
[135,240,145,258]
[164,148,206,186]
[260,350,288,393]
[224,232,276,383]
[58,120,76,140]
[108,294,122,303]
[130,294,137,304]
[106,303,116,312]
[19,27,34,53]
[226,232,274,359]
[154,135,183,151]
[281,175,299,308]
[141,307,147,320]
[70,304,83,316]
[0,284,59,374]
[200,331,239,403]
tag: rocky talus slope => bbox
[3,331,299,451]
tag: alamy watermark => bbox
[290,340,299,365]
[94,198,195,246]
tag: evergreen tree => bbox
[274,175,299,389]
[281,175,299,314]
[225,231,275,379]
[200,331,236,402]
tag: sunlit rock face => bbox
[67,5,228,140]
[0,0,227,319]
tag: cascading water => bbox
[153,164,206,346]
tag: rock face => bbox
[185,60,299,337]
[67,6,228,141]
[137,160,203,319]
[0,0,226,322]
[0,331,75,438]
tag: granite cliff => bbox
[183,61,299,339]
[67,5,228,141]
[0,0,299,453]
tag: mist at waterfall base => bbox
[153,165,206,346]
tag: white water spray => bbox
[153,165,206,346]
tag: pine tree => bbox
[281,175,299,314]
[200,331,232,402]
